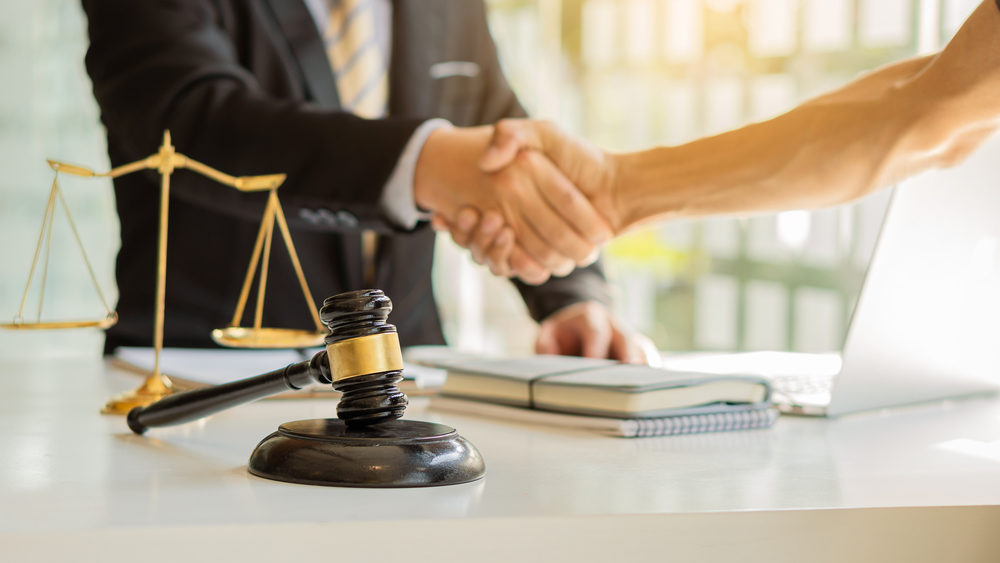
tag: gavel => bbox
[127,289,409,434]
[125,289,485,488]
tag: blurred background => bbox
[0,0,983,359]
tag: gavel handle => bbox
[127,350,330,434]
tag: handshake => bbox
[415,119,634,285]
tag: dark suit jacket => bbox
[82,0,611,352]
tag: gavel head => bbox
[321,289,408,427]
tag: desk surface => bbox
[2,357,1000,560]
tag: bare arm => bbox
[451,1,1000,278]
[614,0,1000,230]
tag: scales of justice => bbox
[2,130,328,412]
[1,131,486,488]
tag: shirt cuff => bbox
[380,118,452,229]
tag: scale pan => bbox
[0,314,117,331]
[211,326,326,349]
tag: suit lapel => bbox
[264,0,340,108]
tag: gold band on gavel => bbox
[326,332,404,382]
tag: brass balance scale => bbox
[2,131,326,414]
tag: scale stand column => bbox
[102,133,179,414]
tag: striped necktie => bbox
[325,0,387,287]
[325,0,388,118]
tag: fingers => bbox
[579,316,612,359]
[608,317,661,365]
[521,151,609,262]
[496,152,596,272]
[534,322,560,355]
[531,156,614,249]
[485,226,515,278]
[535,302,661,363]
[430,214,449,232]
[470,210,504,265]
[479,119,543,173]
[440,207,480,248]
[609,326,637,364]
[437,207,559,284]
[509,245,550,285]
[504,205,576,276]
[431,209,547,282]
[534,301,611,358]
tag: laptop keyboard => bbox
[770,373,835,396]
[657,351,841,412]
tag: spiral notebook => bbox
[431,396,778,438]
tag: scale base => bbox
[248,419,486,488]
[102,375,174,415]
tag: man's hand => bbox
[536,301,659,365]
[430,207,523,278]
[432,120,623,282]
[415,124,613,283]
[478,120,623,230]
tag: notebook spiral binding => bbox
[624,406,778,438]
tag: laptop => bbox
[660,135,1000,416]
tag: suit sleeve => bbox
[81,0,423,233]
[466,2,614,321]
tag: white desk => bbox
[2,358,999,562]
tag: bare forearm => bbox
[615,0,1000,230]
[619,90,914,228]
[614,91,921,228]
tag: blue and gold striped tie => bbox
[326,0,387,286]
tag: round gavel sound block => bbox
[247,419,484,488]
[247,289,485,487]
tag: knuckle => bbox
[573,240,597,263]
[511,256,545,285]
[550,231,587,260]
[495,118,515,133]
[473,228,492,246]
[493,172,523,196]
[553,258,575,277]
[553,187,579,209]
[520,267,548,285]
[514,150,536,167]
[534,246,560,267]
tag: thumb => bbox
[479,119,544,173]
